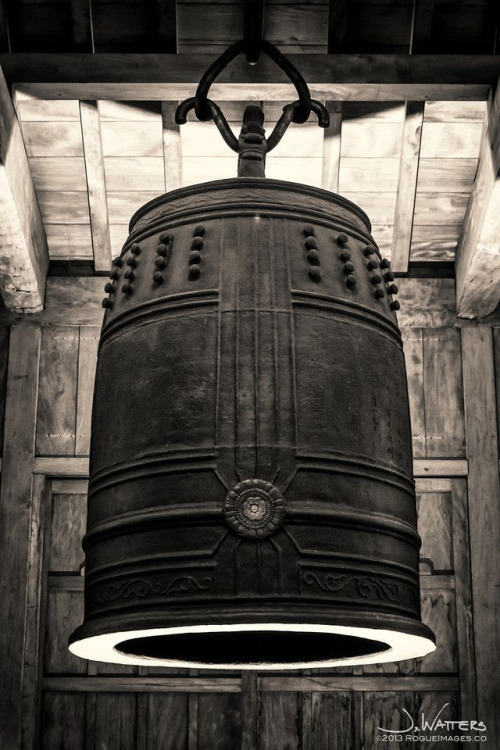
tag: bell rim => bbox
[69,618,435,671]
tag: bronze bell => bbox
[69,169,435,669]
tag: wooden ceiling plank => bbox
[456,85,500,318]
[0,67,48,313]
[391,101,424,273]
[3,54,499,101]
[161,102,182,191]
[321,101,342,192]
[80,100,111,272]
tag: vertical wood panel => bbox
[423,328,465,457]
[0,326,9,454]
[461,327,500,748]
[40,692,86,750]
[402,327,426,457]
[36,326,79,456]
[197,693,241,750]
[147,693,189,750]
[451,478,477,719]
[363,692,414,748]
[0,325,41,750]
[241,671,259,750]
[21,474,47,750]
[75,326,99,456]
[311,692,354,749]
[260,693,300,750]
[94,694,137,750]
[49,492,86,572]
[44,589,86,674]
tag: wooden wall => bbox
[0,278,499,749]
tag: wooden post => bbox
[0,325,42,749]
[0,68,49,312]
[461,327,500,747]
[241,671,259,750]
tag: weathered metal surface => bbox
[70,177,434,666]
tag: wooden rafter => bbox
[0,67,48,312]
[321,102,342,193]
[80,100,111,271]
[391,101,424,272]
[161,102,182,191]
[1,54,499,101]
[456,85,500,318]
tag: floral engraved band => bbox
[224,479,286,539]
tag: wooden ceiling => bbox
[0,0,499,319]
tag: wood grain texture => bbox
[80,100,112,271]
[391,101,424,272]
[0,326,41,750]
[401,327,426,457]
[417,490,453,571]
[75,327,99,456]
[461,327,500,747]
[49,492,86,572]
[450,478,477,720]
[456,89,500,318]
[321,102,342,193]
[422,328,466,457]
[197,693,241,750]
[0,70,48,313]
[36,326,79,456]
[240,671,258,750]
[260,692,301,749]
[146,693,189,749]
[94,694,137,750]
[162,101,182,191]
[310,692,354,749]
[0,326,8,454]
[44,589,86,674]
[21,474,47,750]
[40,692,86,750]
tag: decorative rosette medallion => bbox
[224,479,286,539]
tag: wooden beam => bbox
[41,674,458,693]
[2,54,499,101]
[161,102,182,191]
[461,327,500,748]
[0,276,494,328]
[391,101,424,273]
[80,101,112,271]
[0,325,41,749]
[0,67,48,312]
[321,102,342,193]
[456,87,500,318]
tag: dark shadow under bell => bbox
[116,631,391,664]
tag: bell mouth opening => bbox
[69,623,436,670]
[116,630,390,665]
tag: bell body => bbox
[69,178,435,669]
